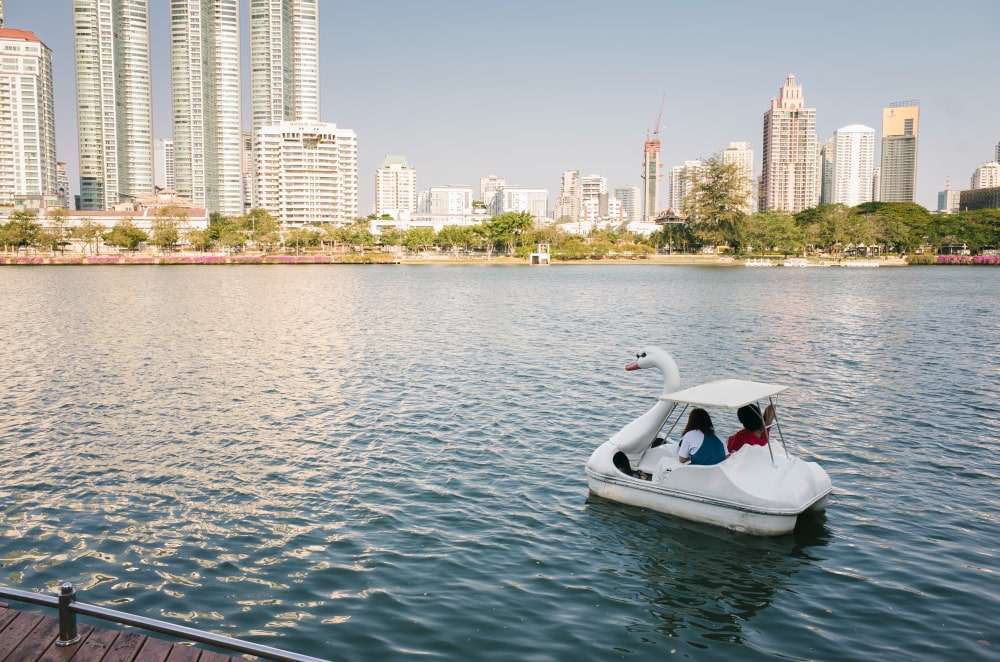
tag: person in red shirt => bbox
[727,403,776,454]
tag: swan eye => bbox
[640,352,647,358]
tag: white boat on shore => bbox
[744,258,775,267]
[782,257,810,267]
[586,348,831,536]
[843,259,880,268]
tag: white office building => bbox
[250,0,319,131]
[871,167,881,202]
[722,142,755,214]
[171,0,243,215]
[491,186,549,222]
[479,174,505,206]
[254,122,358,226]
[154,139,176,191]
[73,0,154,210]
[970,162,1000,189]
[818,137,834,204]
[429,185,474,219]
[669,161,705,212]
[614,186,640,223]
[0,26,57,205]
[831,125,875,207]
[375,155,417,218]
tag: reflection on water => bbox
[0,265,997,661]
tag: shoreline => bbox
[0,254,969,267]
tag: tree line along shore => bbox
[1,159,997,264]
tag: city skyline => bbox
[4,1,999,213]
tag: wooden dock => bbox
[0,603,240,661]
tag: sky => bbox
[6,0,1000,212]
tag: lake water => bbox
[0,265,997,661]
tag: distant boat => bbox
[782,257,810,267]
[744,258,774,267]
[843,260,880,268]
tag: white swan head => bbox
[624,346,681,395]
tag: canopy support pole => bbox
[769,396,789,455]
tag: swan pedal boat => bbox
[586,348,832,536]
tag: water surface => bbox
[0,265,997,660]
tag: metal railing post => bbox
[55,582,80,647]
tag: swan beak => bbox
[625,361,640,371]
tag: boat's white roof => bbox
[661,379,788,408]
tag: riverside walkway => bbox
[0,602,238,661]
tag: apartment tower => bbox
[878,101,919,203]
[614,186,640,223]
[555,170,581,221]
[0,26,57,205]
[642,136,661,220]
[479,175,506,207]
[73,0,154,210]
[759,74,818,213]
[374,155,417,218]
[832,125,875,207]
[171,0,243,215]
[154,138,176,190]
[254,123,357,225]
[250,0,320,131]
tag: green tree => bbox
[483,211,533,255]
[746,212,802,254]
[3,211,41,253]
[403,227,436,252]
[71,219,104,255]
[150,218,180,252]
[103,220,148,252]
[243,208,280,250]
[684,157,748,249]
[379,227,404,247]
[186,228,211,252]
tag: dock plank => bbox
[133,637,172,662]
[70,627,119,661]
[196,651,230,662]
[35,623,95,662]
[100,631,148,662]
[0,608,19,634]
[0,612,44,659]
[164,644,201,661]
[4,614,59,661]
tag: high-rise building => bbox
[831,125,875,207]
[872,167,881,202]
[642,135,661,220]
[254,122,358,225]
[241,131,254,211]
[959,186,1000,211]
[614,186,640,223]
[250,0,320,131]
[479,175,506,206]
[818,137,834,205]
[760,74,818,213]
[429,186,474,218]
[73,0,154,210]
[491,186,548,222]
[721,141,754,213]
[669,161,705,212]
[0,26,56,205]
[995,141,1000,164]
[0,0,4,26]
[555,170,581,221]
[154,139,176,191]
[56,162,71,209]
[970,162,1000,189]
[581,174,608,217]
[171,0,243,215]
[879,101,920,203]
[375,155,417,218]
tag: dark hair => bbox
[683,408,714,435]
[737,404,764,432]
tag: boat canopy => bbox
[660,379,788,409]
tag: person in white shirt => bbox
[678,408,726,466]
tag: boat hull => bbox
[587,471,821,536]
[586,442,831,536]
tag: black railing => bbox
[0,583,328,662]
